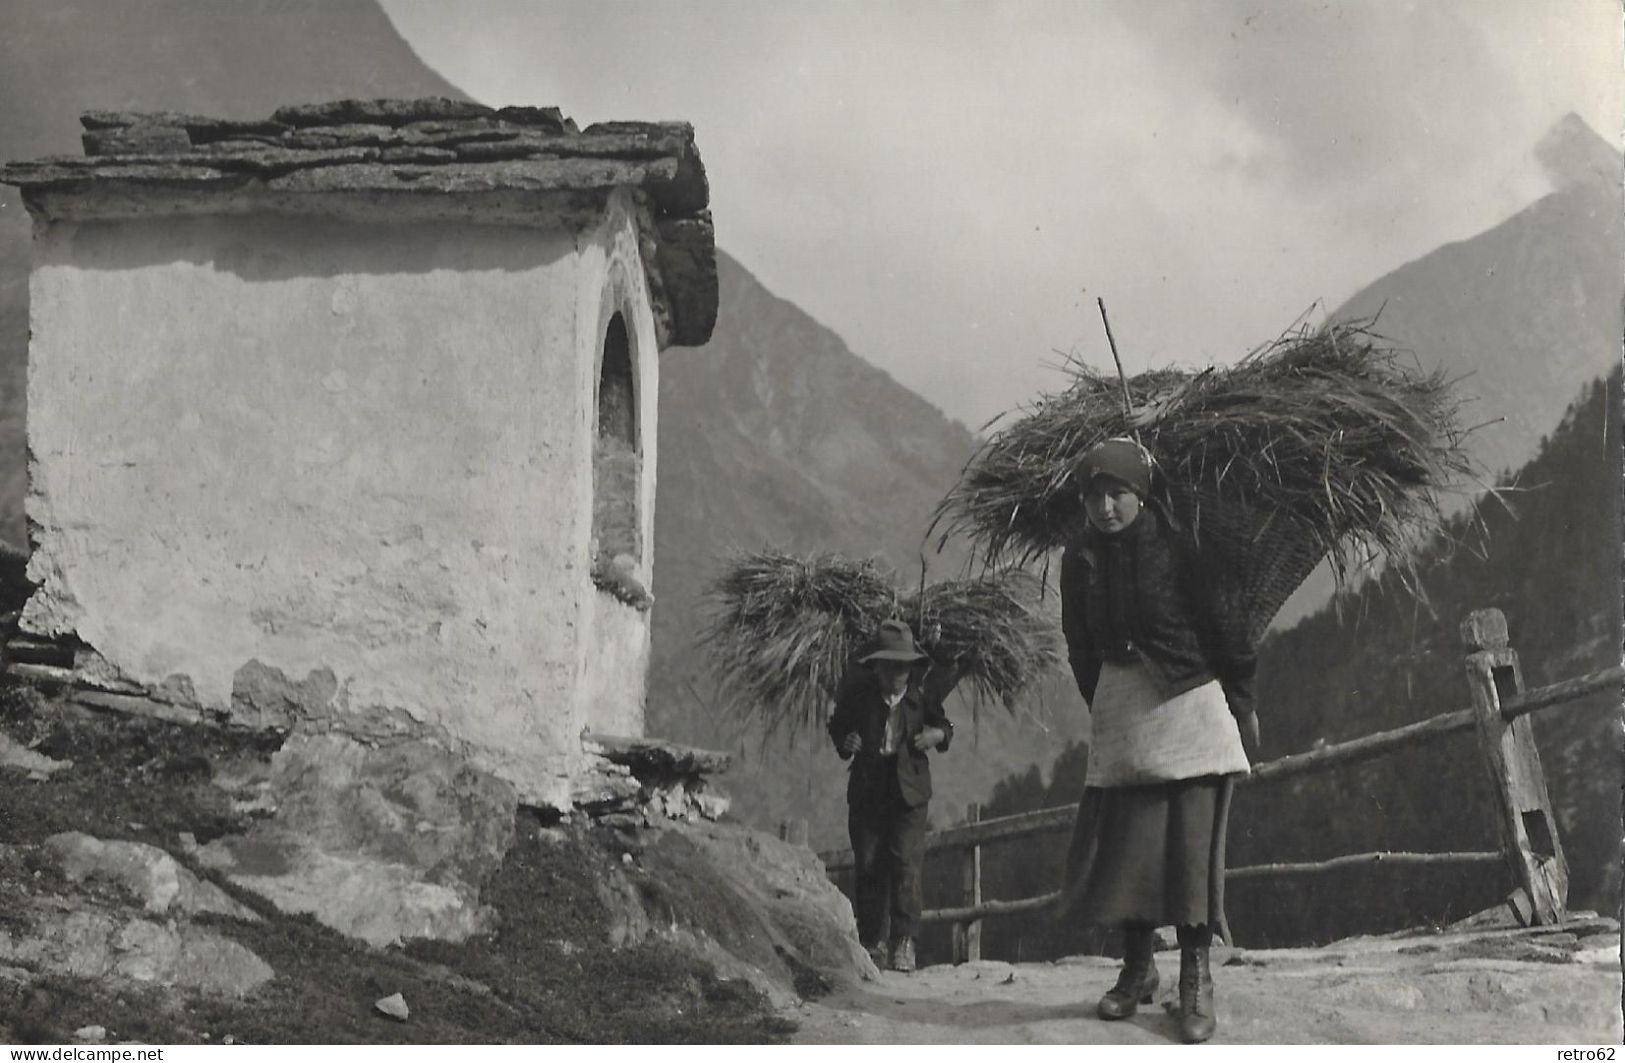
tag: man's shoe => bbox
[864,942,889,970]
[1097,924,1159,1020]
[889,937,916,973]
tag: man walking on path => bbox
[828,618,954,972]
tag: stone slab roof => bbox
[0,97,717,348]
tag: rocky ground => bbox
[791,917,1623,1044]
[0,682,867,1044]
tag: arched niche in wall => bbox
[592,307,641,569]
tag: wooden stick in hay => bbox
[928,318,1483,640]
[1096,297,1136,436]
[700,550,1061,738]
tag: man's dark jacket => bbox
[827,668,954,809]
[1058,507,1257,718]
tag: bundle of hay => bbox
[931,319,1479,640]
[701,550,1060,737]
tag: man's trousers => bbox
[847,768,930,946]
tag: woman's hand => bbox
[840,732,863,756]
[912,726,947,752]
[1236,711,1261,757]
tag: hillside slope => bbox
[1270,115,1621,628]
[1333,114,1621,483]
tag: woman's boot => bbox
[1176,924,1216,1043]
[1097,922,1159,1019]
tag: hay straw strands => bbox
[910,570,1059,710]
[701,551,895,737]
[701,551,1060,738]
[929,319,1480,632]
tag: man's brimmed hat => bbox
[860,618,929,664]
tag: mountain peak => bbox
[1535,112,1621,191]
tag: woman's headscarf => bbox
[1078,436,1155,499]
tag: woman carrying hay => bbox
[1056,437,1258,1044]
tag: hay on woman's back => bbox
[930,318,1480,638]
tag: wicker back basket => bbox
[1165,481,1329,645]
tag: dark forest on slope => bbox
[917,369,1622,962]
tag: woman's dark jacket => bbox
[1058,506,1257,719]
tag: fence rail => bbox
[813,608,1617,961]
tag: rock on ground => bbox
[44,831,259,921]
[0,906,273,998]
[374,992,409,1022]
[197,731,516,947]
[0,731,69,779]
[570,818,877,1005]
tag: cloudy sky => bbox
[379,0,1620,429]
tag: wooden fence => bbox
[813,607,1622,962]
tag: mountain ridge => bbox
[1333,151,1620,482]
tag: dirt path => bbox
[789,922,1623,1044]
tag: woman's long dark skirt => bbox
[1058,775,1233,930]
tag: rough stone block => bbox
[281,123,399,149]
[44,832,260,921]
[196,733,517,947]
[377,146,460,164]
[229,660,339,730]
[0,907,272,996]
[218,844,490,947]
[494,105,570,132]
[375,992,410,1021]
[452,139,557,163]
[0,731,70,779]
[403,124,517,148]
[572,763,643,814]
[80,110,290,142]
[194,145,382,175]
[694,789,732,821]
[82,125,192,156]
[624,821,876,999]
[272,98,495,128]
[654,211,719,346]
[582,733,732,778]
[202,137,290,151]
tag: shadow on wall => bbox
[54,211,584,280]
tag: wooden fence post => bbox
[951,803,982,963]
[1461,608,1569,925]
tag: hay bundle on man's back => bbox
[931,319,1479,639]
[701,550,1060,736]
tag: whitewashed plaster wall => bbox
[22,190,659,807]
